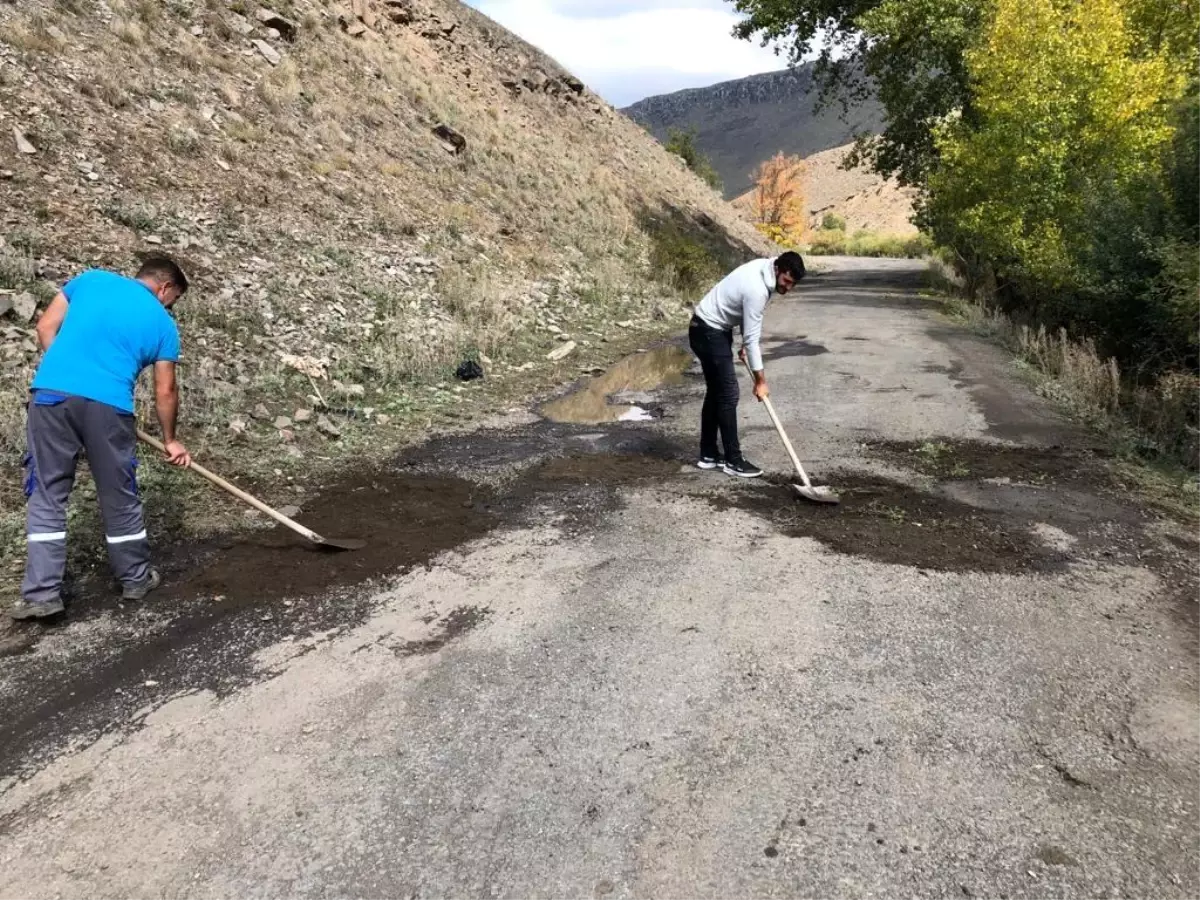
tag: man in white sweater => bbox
[688,251,806,477]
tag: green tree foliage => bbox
[664,127,724,192]
[734,0,1199,374]
[732,0,984,186]
[926,0,1182,274]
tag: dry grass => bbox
[937,282,1200,470]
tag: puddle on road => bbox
[541,345,692,424]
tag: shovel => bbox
[742,361,840,505]
[136,429,367,551]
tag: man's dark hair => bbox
[137,256,189,295]
[775,251,806,281]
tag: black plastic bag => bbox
[455,360,484,382]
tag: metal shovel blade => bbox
[791,483,841,505]
[313,536,368,552]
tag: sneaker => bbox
[122,567,162,602]
[9,596,65,620]
[723,457,764,479]
[697,454,724,470]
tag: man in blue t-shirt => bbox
[11,257,193,620]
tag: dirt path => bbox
[1,257,1196,899]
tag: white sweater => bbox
[694,257,777,371]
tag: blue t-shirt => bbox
[31,269,181,414]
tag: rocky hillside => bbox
[0,0,769,478]
[624,65,884,199]
[733,143,918,235]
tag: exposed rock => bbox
[316,414,341,438]
[376,414,392,425]
[547,340,576,361]
[382,0,414,24]
[277,505,302,518]
[273,415,293,429]
[0,294,13,318]
[12,127,36,155]
[522,70,548,92]
[343,19,367,36]
[563,75,585,95]
[294,408,313,423]
[252,39,282,66]
[432,124,466,155]
[228,417,248,435]
[11,292,37,324]
[228,14,255,36]
[251,403,271,420]
[255,8,298,42]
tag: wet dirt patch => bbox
[698,474,1064,573]
[392,606,491,657]
[762,338,829,361]
[165,448,689,608]
[531,453,682,485]
[541,345,692,424]
[163,474,496,607]
[865,439,1111,486]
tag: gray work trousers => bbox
[21,394,151,604]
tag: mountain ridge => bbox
[623,65,885,199]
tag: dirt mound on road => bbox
[162,447,685,608]
[702,473,1065,574]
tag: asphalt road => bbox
[1,257,1196,899]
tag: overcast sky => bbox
[464,0,786,107]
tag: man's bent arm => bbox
[153,360,181,443]
[741,290,769,377]
[35,293,68,351]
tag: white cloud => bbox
[465,0,786,106]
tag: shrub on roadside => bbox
[806,226,931,258]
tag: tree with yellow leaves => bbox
[751,152,808,246]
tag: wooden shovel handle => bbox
[741,359,815,489]
[136,428,323,543]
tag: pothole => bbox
[540,345,692,424]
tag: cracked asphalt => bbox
[0,257,1196,899]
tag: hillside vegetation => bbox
[0,0,769,578]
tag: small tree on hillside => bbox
[752,152,808,246]
[665,127,723,192]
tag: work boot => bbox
[9,596,66,620]
[723,457,764,479]
[122,567,162,602]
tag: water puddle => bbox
[541,345,692,424]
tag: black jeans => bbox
[688,315,740,462]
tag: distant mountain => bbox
[623,65,885,200]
